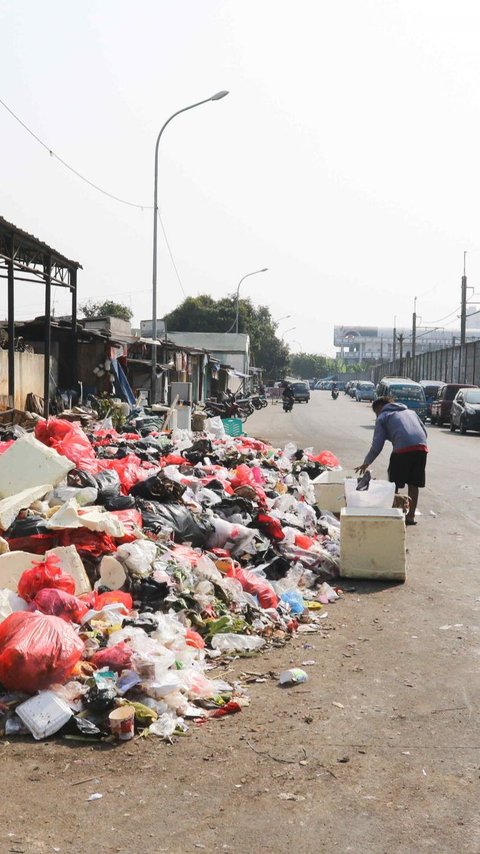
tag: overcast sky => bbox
[1,0,480,355]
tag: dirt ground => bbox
[2,395,480,854]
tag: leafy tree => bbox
[288,352,338,379]
[81,300,133,321]
[165,295,289,379]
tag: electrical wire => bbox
[0,94,188,298]
[0,95,152,210]
[423,305,461,325]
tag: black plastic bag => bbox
[104,494,136,511]
[136,499,214,547]
[94,469,121,504]
[5,514,50,538]
[84,682,117,712]
[130,472,186,503]
[67,468,98,490]
[131,577,170,612]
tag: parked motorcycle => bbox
[252,395,268,410]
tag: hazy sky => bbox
[1,0,480,355]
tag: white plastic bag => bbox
[344,478,395,508]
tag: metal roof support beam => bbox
[43,256,52,420]
[71,267,77,387]
[7,236,15,404]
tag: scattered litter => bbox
[279,792,305,801]
[86,793,103,802]
[332,701,345,709]
[0,413,343,744]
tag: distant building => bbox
[334,325,480,365]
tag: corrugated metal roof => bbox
[0,215,82,269]
[168,331,249,352]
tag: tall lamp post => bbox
[229,268,268,334]
[151,90,229,402]
[281,326,296,340]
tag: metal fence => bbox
[372,339,480,386]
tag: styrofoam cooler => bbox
[340,507,406,582]
[312,469,356,513]
[344,478,395,509]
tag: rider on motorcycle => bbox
[283,383,295,410]
[331,382,339,399]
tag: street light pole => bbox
[232,268,268,334]
[411,296,417,379]
[281,326,296,340]
[151,90,229,403]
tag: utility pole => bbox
[392,316,397,373]
[411,297,417,379]
[461,250,467,346]
[397,332,404,376]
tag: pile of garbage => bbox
[0,415,342,742]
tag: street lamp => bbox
[274,314,291,324]
[151,90,229,402]
[281,326,296,340]
[227,268,268,334]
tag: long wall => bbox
[0,350,45,409]
[372,340,480,386]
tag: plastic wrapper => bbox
[226,565,279,609]
[0,611,84,692]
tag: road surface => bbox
[3,392,480,854]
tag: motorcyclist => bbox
[331,382,339,399]
[282,382,295,410]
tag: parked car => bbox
[419,380,444,420]
[376,376,427,421]
[430,383,478,426]
[344,381,353,395]
[450,388,480,433]
[355,381,376,402]
[291,381,310,402]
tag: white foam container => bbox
[340,507,406,582]
[16,690,73,739]
[312,469,355,513]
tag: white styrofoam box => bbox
[340,507,406,582]
[16,690,72,739]
[344,478,395,509]
[312,469,355,513]
[0,484,53,531]
[45,546,92,594]
[0,434,74,498]
[0,551,39,592]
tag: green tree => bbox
[81,300,133,321]
[288,352,337,379]
[165,295,289,379]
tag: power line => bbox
[0,95,152,210]
[0,94,187,298]
[423,305,461,325]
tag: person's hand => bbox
[354,464,369,475]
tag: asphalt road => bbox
[3,393,480,854]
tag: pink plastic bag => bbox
[31,588,89,623]
[0,611,84,692]
[90,641,133,672]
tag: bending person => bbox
[355,396,428,526]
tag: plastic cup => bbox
[109,705,135,740]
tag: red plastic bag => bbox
[94,590,133,611]
[308,450,340,469]
[227,565,279,609]
[110,509,143,543]
[31,588,89,623]
[185,628,205,649]
[58,529,117,558]
[0,611,84,692]
[90,640,132,672]
[256,512,285,541]
[35,418,99,474]
[4,533,56,555]
[17,556,76,603]
[98,456,153,495]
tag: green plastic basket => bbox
[222,417,244,437]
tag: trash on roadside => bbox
[278,668,309,687]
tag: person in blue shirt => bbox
[355,396,428,526]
